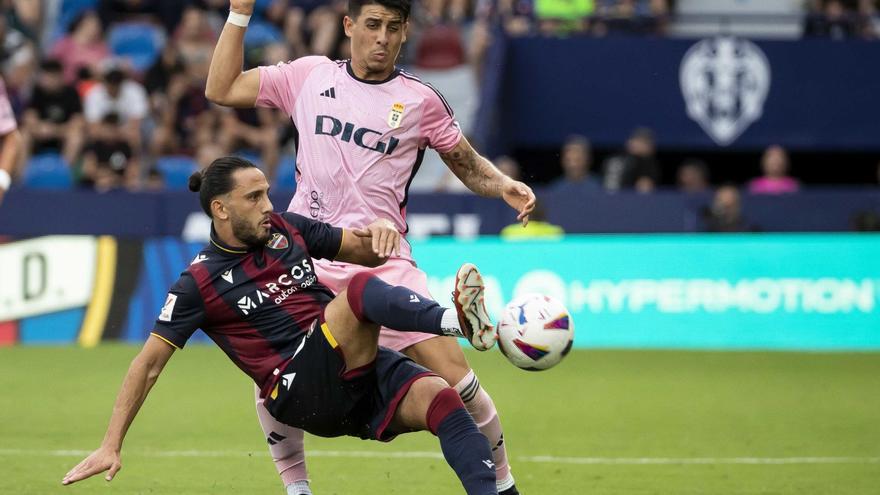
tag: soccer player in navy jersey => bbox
[61,156,499,494]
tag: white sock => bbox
[440,308,462,337]
[497,473,516,492]
[286,480,312,495]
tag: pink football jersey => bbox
[0,78,17,135]
[256,56,462,261]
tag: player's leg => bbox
[253,386,311,495]
[404,338,517,494]
[391,375,498,495]
[375,261,518,493]
[341,266,496,351]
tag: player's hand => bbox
[502,180,536,227]
[61,446,122,486]
[230,0,256,15]
[352,218,400,258]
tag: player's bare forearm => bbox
[0,129,22,174]
[335,228,390,268]
[440,138,509,198]
[102,337,174,450]
[62,337,174,486]
[205,12,260,107]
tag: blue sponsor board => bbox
[11,234,877,350]
[410,235,880,351]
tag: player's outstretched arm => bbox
[61,336,176,486]
[440,136,537,226]
[0,129,21,206]
[205,0,261,108]
[335,219,400,267]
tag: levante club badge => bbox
[388,103,405,129]
[267,233,289,250]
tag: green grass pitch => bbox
[1,345,878,494]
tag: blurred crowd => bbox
[0,0,878,196]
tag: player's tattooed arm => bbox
[440,137,537,226]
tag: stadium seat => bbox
[50,0,100,44]
[108,22,166,73]
[23,154,73,189]
[274,156,297,190]
[244,21,283,48]
[156,156,198,190]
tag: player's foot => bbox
[452,262,496,351]
[499,486,520,495]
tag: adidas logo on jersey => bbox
[320,87,336,99]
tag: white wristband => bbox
[0,169,10,191]
[227,11,252,27]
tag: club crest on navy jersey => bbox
[388,103,405,129]
[267,233,289,250]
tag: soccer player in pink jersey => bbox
[0,76,22,206]
[207,1,535,494]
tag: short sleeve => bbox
[124,82,149,120]
[256,56,327,114]
[420,86,462,153]
[0,79,17,135]
[151,272,205,349]
[281,212,343,260]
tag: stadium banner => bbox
[481,36,880,152]
[1,189,878,237]
[1,234,877,350]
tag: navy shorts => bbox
[263,320,434,441]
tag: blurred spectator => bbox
[500,201,564,239]
[144,167,165,191]
[803,0,875,39]
[150,70,220,157]
[84,66,149,154]
[703,185,758,233]
[20,59,86,169]
[49,11,110,85]
[496,155,522,181]
[423,0,473,24]
[550,135,602,193]
[219,108,281,181]
[273,0,343,58]
[534,0,594,35]
[145,44,185,106]
[602,127,660,193]
[851,210,880,231]
[0,8,38,95]
[747,145,800,194]
[677,159,710,193]
[173,6,217,81]
[98,0,184,32]
[594,0,670,36]
[0,75,22,206]
[80,114,141,192]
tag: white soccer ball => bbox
[497,293,574,371]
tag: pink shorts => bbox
[315,258,440,352]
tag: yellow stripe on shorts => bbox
[321,323,339,349]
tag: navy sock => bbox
[346,273,445,334]
[432,401,498,495]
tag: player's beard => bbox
[230,212,272,248]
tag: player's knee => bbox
[425,385,466,435]
[345,272,377,323]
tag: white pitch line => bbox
[1,449,879,465]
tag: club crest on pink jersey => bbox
[388,103,405,129]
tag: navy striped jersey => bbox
[152,212,343,394]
